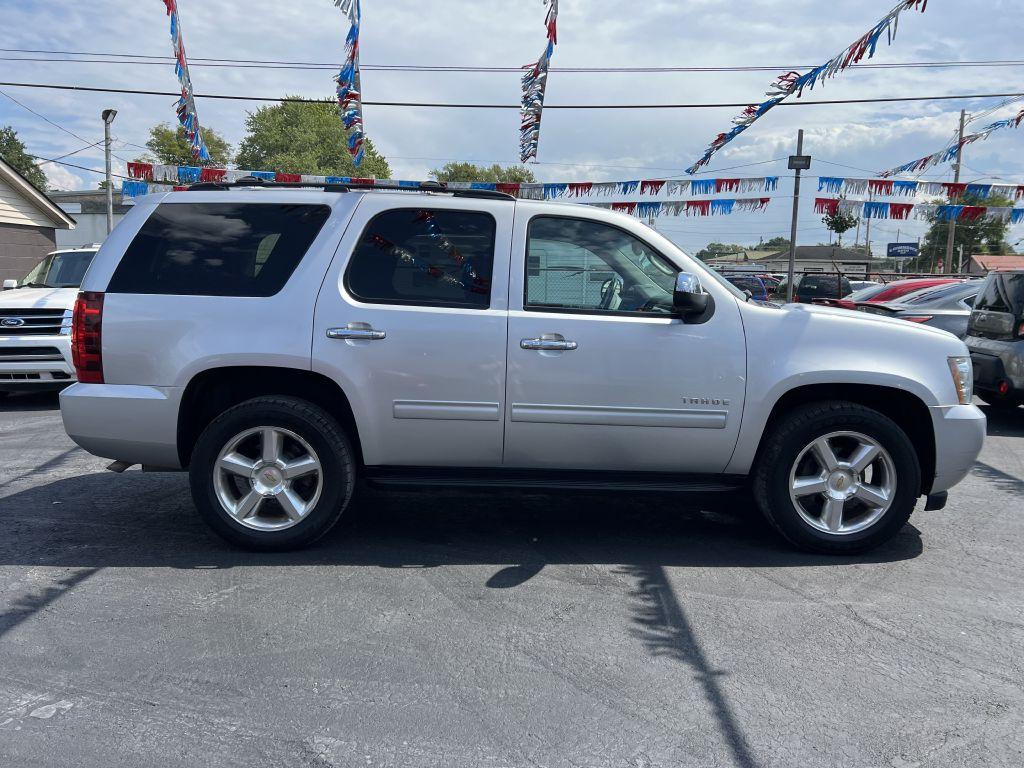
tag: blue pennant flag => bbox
[637,202,662,219]
[864,202,890,219]
[711,199,735,216]
[690,179,715,195]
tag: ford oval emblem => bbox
[1,317,25,328]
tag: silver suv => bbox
[60,181,985,553]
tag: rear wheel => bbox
[189,396,355,550]
[753,401,920,554]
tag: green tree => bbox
[822,202,858,247]
[136,123,233,166]
[430,162,536,184]
[760,236,791,250]
[917,193,1013,272]
[235,98,390,179]
[695,242,745,261]
[0,126,47,191]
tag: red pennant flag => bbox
[715,179,741,193]
[275,173,301,183]
[350,177,375,185]
[686,200,712,216]
[814,198,840,216]
[611,202,637,214]
[640,180,666,195]
[128,162,154,181]
[1016,186,1024,201]
[496,183,521,196]
[959,206,986,222]
[889,203,913,220]
[942,183,967,199]
[568,182,593,197]
[200,168,226,182]
[868,179,894,195]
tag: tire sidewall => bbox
[761,405,920,552]
[189,398,354,550]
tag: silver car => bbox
[857,280,983,339]
[59,182,985,554]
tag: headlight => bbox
[948,356,973,405]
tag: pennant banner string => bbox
[879,105,1024,178]
[333,0,365,166]
[520,0,558,163]
[685,0,928,175]
[814,197,1024,225]
[817,176,1024,200]
[161,0,210,162]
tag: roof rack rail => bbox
[183,177,516,201]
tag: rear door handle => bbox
[521,338,577,351]
[327,324,386,340]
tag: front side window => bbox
[108,203,330,297]
[525,217,677,314]
[345,209,495,309]
[22,250,96,288]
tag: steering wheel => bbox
[599,275,624,310]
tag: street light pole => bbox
[943,109,967,274]
[786,129,810,303]
[101,109,117,236]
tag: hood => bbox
[784,300,962,341]
[0,286,79,310]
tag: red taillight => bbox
[1018,321,1024,338]
[901,315,933,323]
[72,291,104,384]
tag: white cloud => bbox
[42,162,83,191]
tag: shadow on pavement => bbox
[0,391,62,413]
[0,470,923,572]
[980,403,1024,438]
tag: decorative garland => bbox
[333,0,365,166]
[160,1,209,162]
[686,0,928,175]
[124,163,779,200]
[818,177,1024,200]
[520,0,558,163]
[879,106,1024,178]
[588,198,772,217]
[814,197,1024,224]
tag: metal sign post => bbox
[785,130,810,303]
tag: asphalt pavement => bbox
[1,392,1023,767]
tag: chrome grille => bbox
[0,308,72,336]
[0,346,64,362]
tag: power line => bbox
[33,140,105,165]
[2,50,1024,74]
[2,80,1022,110]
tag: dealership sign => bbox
[887,242,919,259]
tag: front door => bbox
[313,195,512,467]
[504,213,746,473]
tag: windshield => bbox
[21,250,96,288]
[974,272,1024,316]
[845,283,889,302]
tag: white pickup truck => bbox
[59,181,985,554]
[0,245,98,396]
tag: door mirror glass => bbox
[673,273,710,316]
[2,279,17,290]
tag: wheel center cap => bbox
[827,469,855,497]
[251,464,285,496]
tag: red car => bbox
[813,278,960,311]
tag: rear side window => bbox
[974,273,1024,316]
[108,203,330,296]
[345,208,495,308]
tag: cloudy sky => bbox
[1,0,1022,255]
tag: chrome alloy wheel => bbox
[213,426,324,531]
[788,431,896,535]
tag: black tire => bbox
[975,391,1021,410]
[189,396,356,551]
[752,401,921,554]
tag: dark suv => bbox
[773,273,852,303]
[966,270,1024,409]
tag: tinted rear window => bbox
[799,275,849,297]
[974,273,1024,316]
[108,202,330,296]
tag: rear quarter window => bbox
[107,202,331,296]
[974,273,1024,316]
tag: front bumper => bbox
[0,335,75,391]
[967,336,1024,392]
[929,403,986,494]
[60,383,184,468]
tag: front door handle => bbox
[327,323,386,341]
[521,338,577,351]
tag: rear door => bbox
[313,194,513,467]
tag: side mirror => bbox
[673,273,710,316]
[2,279,17,290]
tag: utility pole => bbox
[864,189,873,259]
[944,109,967,274]
[786,129,810,303]
[101,109,118,236]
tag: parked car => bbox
[725,274,769,301]
[0,245,100,396]
[60,182,984,554]
[772,273,852,303]
[966,270,1024,409]
[856,280,983,338]
[848,280,880,293]
[814,277,960,311]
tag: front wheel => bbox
[189,396,356,551]
[753,401,921,554]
